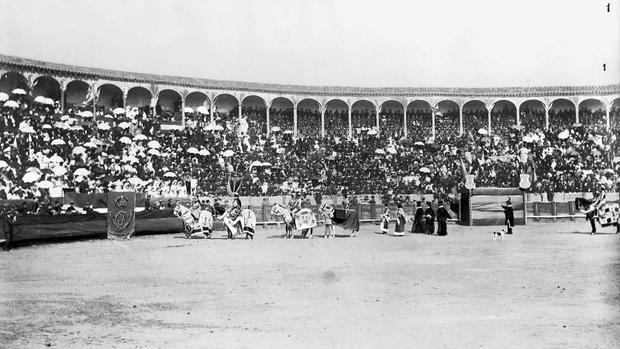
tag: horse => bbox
[220,207,257,239]
[270,203,316,239]
[575,197,619,233]
[175,204,212,239]
[319,203,360,237]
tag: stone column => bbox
[293,106,298,137]
[321,106,325,138]
[60,84,66,114]
[209,102,214,124]
[606,104,611,130]
[431,107,436,139]
[181,97,186,127]
[347,105,352,139]
[376,106,381,136]
[545,104,550,129]
[575,102,579,124]
[266,104,271,136]
[487,108,492,135]
[459,106,463,136]
[516,105,521,126]
[403,104,407,137]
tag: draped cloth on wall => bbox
[106,192,136,239]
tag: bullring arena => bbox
[1,1,620,347]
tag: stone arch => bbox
[610,98,620,130]
[96,83,124,112]
[436,100,460,138]
[296,98,319,136]
[213,93,239,123]
[578,98,606,128]
[0,71,29,94]
[380,100,405,138]
[324,99,349,137]
[156,89,183,122]
[64,80,92,109]
[242,95,267,134]
[406,100,432,139]
[490,100,517,134]
[519,99,546,129]
[185,91,210,122]
[32,76,61,103]
[462,100,488,135]
[351,99,377,132]
[548,98,576,129]
[126,86,152,110]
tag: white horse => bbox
[270,203,316,239]
[220,208,257,239]
[175,205,212,238]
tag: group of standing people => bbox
[381,200,452,236]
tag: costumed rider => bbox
[288,193,303,224]
[576,188,608,235]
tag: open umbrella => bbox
[419,167,431,173]
[123,155,139,163]
[198,149,210,156]
[271,126,281,132]
[51,166,67,176]
[0,160,8,168]
[128,177,144,186]
[133,134,148,141]
[283,130,294,134]
[118,122,131,129]
[375,149,386,154]
[414,141,425,146]
[42,124,52,129]
[196,106,209,114]
[43,97,55,105]
[386,147,397,154]
[72,146,86,155]
[37,180,54,189]
[113,107,126,114]
[11,88,26,95]
[205,124,224,131]
[187,147,199,154]
[222,149,235,157]
[22,172,41,183]
[78,111,94,118]
[3,100,19,108]
[183,107,194,113]
[147,148,161,156]
[49,154,64,163]
[20,125,36,134]
[34,96,47,104]
[163,171,176,178]
[97,123,111,130]
[478,128,488,135]
[558,130,569,140]
[250,160,263,168]
[74,168,90,177]
[0,92,8,101]
[51,139,66,146]
[147,140,161,149]
[83,142,97,148]
[119,136,133,144]
[70,125,84,131]
[522,135,533,143]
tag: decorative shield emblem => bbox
[294,209,317,230]
[464,175,476,190]
[519,174,532,190]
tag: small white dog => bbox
[493,229,505,240]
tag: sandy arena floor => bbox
[1,221,619,349]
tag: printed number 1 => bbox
[607,3,610,12]
[603,64,606,71]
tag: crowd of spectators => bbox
[0,90,618,215]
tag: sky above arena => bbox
[0,0,617,88]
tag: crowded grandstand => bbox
[0,55,618,217]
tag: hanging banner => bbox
[107,192,136,239]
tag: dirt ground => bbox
[1,221,619,349]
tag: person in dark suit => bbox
[436,200,451,236]
[425,201,436,235]
[84,202,95,215]
[411,201,425,234]
[500,198,515,234]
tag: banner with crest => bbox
[106,192,136,239]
